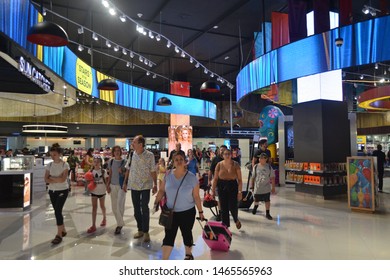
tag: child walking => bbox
[87,157,108,233]
[250,153,276,220]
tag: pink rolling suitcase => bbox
[197,218,232,252]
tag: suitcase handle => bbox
[196,217,217,240]
[242,191,252,201]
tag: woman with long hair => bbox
[154,152,204,260]
[211,149,243,229]
[186,149,199,177]
[82,148,94,172]
[106,146,127,235]
[44,144,70,245]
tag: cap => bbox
[258,152,269,159]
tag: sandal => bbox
[184,254,194,260]
[100,219,107,227]
[114,226,122,235]
[236,220,242,230]
[51,235,62,245]
[87,226,96,233]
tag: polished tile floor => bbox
[1,173,390,260]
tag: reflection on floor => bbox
[1,176,389,260]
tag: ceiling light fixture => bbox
[92,32,98,41]
[22,125,68,134]
[78,44,84,52]
[119,15,126,22]
[200,81,220,93]
[136,25,144,33]
[102,0,109,8]
[27,21,69,46]
[109,8,116,16]
[106,40,111,48]
[77,26,84,34]
[167,41,171,48]
[362,5,381,16]
[157,97,172,106]
[122,48,127,55]
[97,79,119,91]
[113,45,119,52]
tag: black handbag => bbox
[158,171,188,229]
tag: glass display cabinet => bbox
[0,156,35,211]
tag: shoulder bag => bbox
[159,171,188,230]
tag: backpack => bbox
[110,158,126,168]
[110,158,126,188]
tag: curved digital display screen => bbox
[0,0,217,120]
[237,15,390,109]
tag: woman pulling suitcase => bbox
[211,149,243,229]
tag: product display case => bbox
[0,156,34,210]
[1,156,34,171]
[286,160,348,199]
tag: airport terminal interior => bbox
[0,170,390,260]
[2,0,390,260]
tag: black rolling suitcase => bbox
[238,190,254,209]
[238,171,254,209]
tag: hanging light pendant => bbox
[157,97,172,106]
[27,21,69,46]
[97,79,119,91]
[200,80,220,93]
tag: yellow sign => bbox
[357,135,366,144]
[76,58,93,94]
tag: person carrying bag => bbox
[158,171,188,229]
[154,151,204,260]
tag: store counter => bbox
[0,170,33,211]
[0,156,34,211]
